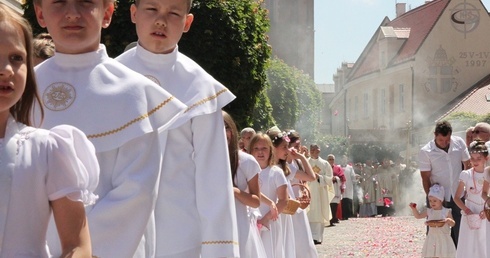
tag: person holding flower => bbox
[409,184,456,258]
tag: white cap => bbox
[428,184,445,202]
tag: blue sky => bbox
[314,0,490,84]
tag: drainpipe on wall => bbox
[344,88,348,137]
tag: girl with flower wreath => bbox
[250,132,287,258]
[454,140,489,257]
[285,129,319,258]
[266,126,297,258]
[409,184,456,258]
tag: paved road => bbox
[315,216,426,257]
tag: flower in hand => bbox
[409,202,417,209]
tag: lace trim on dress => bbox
[64,189,99,206]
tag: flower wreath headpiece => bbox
[267,126,290,144]
[469,140,489,154]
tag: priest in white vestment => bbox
[307,144,334,244]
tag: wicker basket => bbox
[292,183,311,209]
[426,220,446,227]
[283,198,300,215]
[485,198,490,222]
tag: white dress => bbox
[456,169,487,258]
[234,152,267,258]
[258,165,288,258]
[0,116,98,257]
[35,45,186,258]
[117,44,239,257]
[422,207,456,258]
[289,161,318,258]
[280,169,296,258]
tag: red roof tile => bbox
[350,0,449,80]
[436,74,490,121]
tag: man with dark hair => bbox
[418,120,470,247]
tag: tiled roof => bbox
[435,74,490,121]
[349,0,449,80]
[389,0,449,64]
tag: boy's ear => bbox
[130,4,137,24]
[183,14,194,33]
[34,5,47,28]
[102,3,115,28]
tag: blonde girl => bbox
[250,132,287,258]
[266,126,297,258]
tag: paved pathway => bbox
[315,216,426,257]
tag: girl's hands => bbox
[409,202,417,209]
[479,210,486,219]
[258,218,270,230]
[462,207,473,215]
[269,203,279,221]
[288,147,301,160]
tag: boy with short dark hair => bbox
[33,0,186,257]
[116,0,239,257]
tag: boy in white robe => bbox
[116,0,239,257]
[32,0,187,257]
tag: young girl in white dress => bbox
[250,132,288,258]
[267,127,297,258]
[409,184,456,258]
[286,129,318,258]
[454,140,489,258]
[0,4,99,257]
[223,111,267,258]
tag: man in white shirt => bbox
[418,120,470,247]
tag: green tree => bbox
[178,0,272,129]
[309,134,349,159]
[479,113,490,124]
[266,58,299,129]
[266,57,322,139]
[444,111,481,133]
[349,143,403,164]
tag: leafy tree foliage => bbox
[444,111,481,132]
[477,112,490,125]
[178,0,272,129]
[312,134,349,159]
[349,143,404,164]
[266,57,322,140]
[266,58,299,129]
